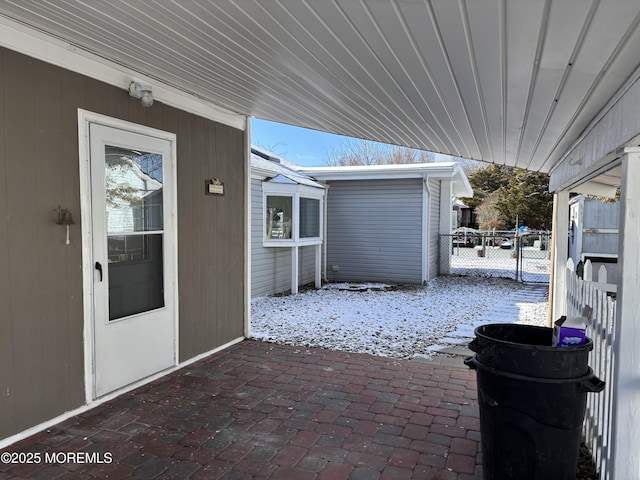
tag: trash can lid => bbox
[474,323,592,352]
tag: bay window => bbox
[263,183,324,246]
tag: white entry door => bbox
[89,122,176,398]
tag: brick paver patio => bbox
[0,341,482,479]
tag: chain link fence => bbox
[440,230,551,283]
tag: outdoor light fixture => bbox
[54,205,75,245]
[129,81,154,107]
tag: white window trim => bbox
[262,183,324,247]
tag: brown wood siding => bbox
[0,47,245,440]
[0,44,11,439]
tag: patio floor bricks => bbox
[0,341,482,479]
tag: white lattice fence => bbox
[566,259,616,480]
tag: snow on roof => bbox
[251,146,473,198]
[251,146,325,189]
[300,162,473,198]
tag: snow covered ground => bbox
[250,276,549,360]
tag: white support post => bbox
[611,148,640,479]
[315,244,321,288]
[244,117,251,338]
[550,190,569,322]
[291,246,299,295]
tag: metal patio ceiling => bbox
[1,0,640,173]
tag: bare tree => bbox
[387,145,434,164]
[325,138,435,166]
[475,191,506,230]
[446,155,484,174]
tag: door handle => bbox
[95,261,103,282]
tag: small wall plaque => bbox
[206,178,224,195]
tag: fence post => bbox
[583,259,593,282]
[515,235,520,281]
[598,265,608,284]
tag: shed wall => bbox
[0,48,245,440]
[582,200,619,255]
[569,199,620,259]
[324,179,423,283]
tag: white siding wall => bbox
[251,178,316,297]
[324,178,424,283]
[582,200,619,255]
[568,197,620,284]
[428,179,441,280]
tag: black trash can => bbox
[465,324,604,480]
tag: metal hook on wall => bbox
[54,205,75,245]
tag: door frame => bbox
[78,109,179,403]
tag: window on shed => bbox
[300,197,320,238]
[262,181,324,247]
[266,195,293,239]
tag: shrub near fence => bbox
[440,230,551,283]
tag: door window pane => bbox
[105,146,163,233]
[104,145,165,321]
[108,234,164,320]
[108,235,146,263]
